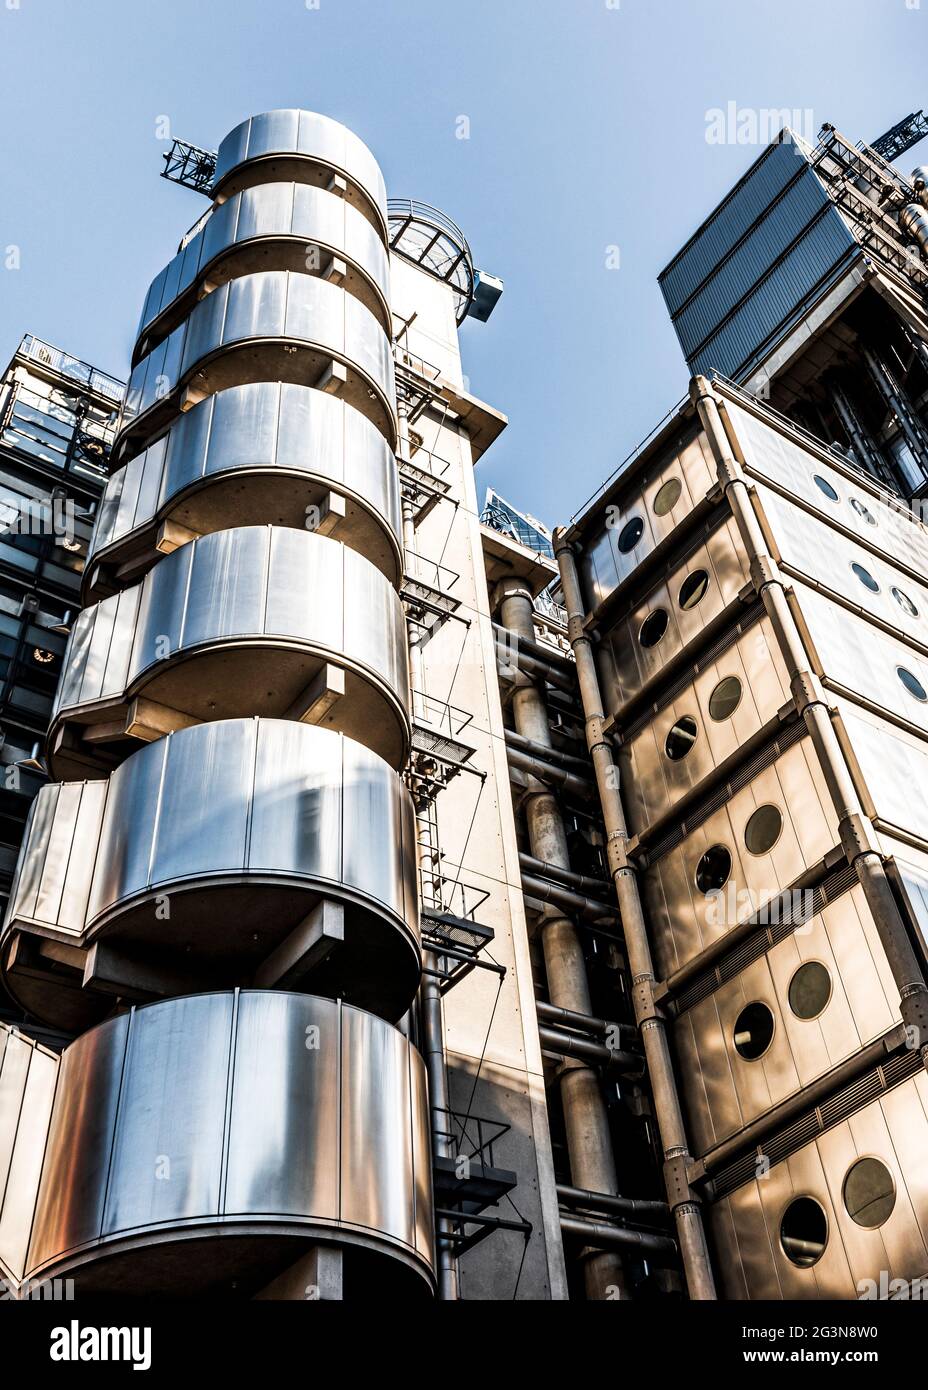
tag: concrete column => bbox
[496,576,628,1300]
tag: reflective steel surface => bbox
[117,271,397,455]
[54,525,410,772]
[212,110,389,239]
[17,993,433,1295]
[4,720,421,1026]
[0,1026,58,1286]
[135,181,391,355]
[87,384,403,594]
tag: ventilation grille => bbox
[710,1044,921,1201]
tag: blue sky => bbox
[1,0,925,524]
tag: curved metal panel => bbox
[709,1072,928,1299]
[117,272,397,455]
[135,182,391,357]
[0,1028,58,1285]
[212,110,388,241]
[26,992,434,1295]
[5,721,420,1025]
[54,525,410,771]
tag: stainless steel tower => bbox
[0,111,435,1300]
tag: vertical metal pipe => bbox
[861,346,928,475]
[691,376,928,1066]
[497,576,629,1300]
[825,376,892,485]
[552,539,718,1301]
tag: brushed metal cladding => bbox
[579,431,717,609]
[675,884,900,1155]
[212,110,389,240]
[135,182,391,356]
[834,697,928,848]
[709,1071,928,1300]
[88,384,402,593]
[597,516,752,715]
[118,271,397,453]
[25,992,434,1295]
[888,840,928,963]
[621,616,791,836]
[793,580,928,734]
[643,738,839,979]
[723,398,928,575]
[3,721,421,1023]
[0,1027,57,1285]
[54,525,410,769]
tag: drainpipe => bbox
[861,347,928,474]
[399,396,458,1301]
[496,573,630,1300]
[825,376,892,486]
[553,536,718,1301]
[691,376,928,1068]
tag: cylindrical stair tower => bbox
[0,111,436,1300]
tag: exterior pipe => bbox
[519,851,610,898]
[559,1214,677,1263]
[825,376,892,485]
[538,1025,643,1074]
[506,746,594,801]
[536,999,637,1044]
[557,1183,671,1225]
[496,573,630,1300]
[521,872,619,922]
[495,639,577,694]
[492,620,575,673]
[861,346,928,472]
[554,531,718,1301]
[506,729,592,777]
[691,376,928,1068]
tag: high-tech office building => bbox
[1,107,928,1302]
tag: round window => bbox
[813,475,839,502]
[653,478,682,517]
[695,845,732,895]
[744,804,783,856]
[679,570,710,610]
[898,666,928,702]
[892,586,919,618]
[665,715,698,761]
[780,1197,828,1267]
[639,609,669,648]
[851,561,880,593]
[708,675,743,721]
[788,961,832,1020]
[733,1002,775,1060]
[843,1158,896,1229]
[849,497,876,526]
[618,517,644,553]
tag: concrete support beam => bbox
[82,942,200,1001]
[253,899,344,989]
[155,518,202,555]
[125,698,202,743]
[254,1244,344,1301]
[285,662,346,724]
[317,358,347,396]
[314,490,348,537]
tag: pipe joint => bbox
[749,551,781,593]
[568,613,588,644]
[790,668,827,714]
[715,455,744,490]
[839,815,880,863]
[633,979,663,1027]
[663,1153,702,1211]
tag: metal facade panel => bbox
[643,739,839,977]
[621,616,791,835]
[0,1035,57,1283]
[834,698,928,846]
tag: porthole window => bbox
[849,497,876,526]
[843,1158,896,1229]
[653,478,682,517]
[665,715,698,761]
[892,586,919,619]
[708,675,743,721]
[813,474,839,502]
[744,804,783,856]
[788,961,832,1020]
[780,1197,828,1267]
[850,561,880,593]
[618,517,644,553]
[638,609,669,649]
[733,1002,775,1060]
[695,845,732,895]
[897,666,928,702]
[679,569,710,611]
